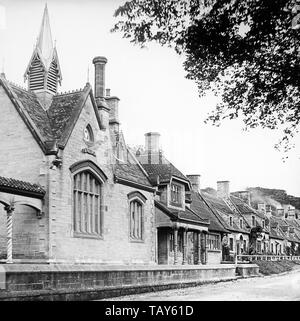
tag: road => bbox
[102,269,300,301]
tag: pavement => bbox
[101,266,300,301]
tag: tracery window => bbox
[83,124,94,144]
[73,170,102,236]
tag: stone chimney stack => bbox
[217,181,230,199]
[145,132,161,164]
[265,204,272,218]
[258,203,266,214]
[106,93,120,133]
[236,191,251,205]
[187,175,201,193]
[93,56,110,129]
[277,208,284,217]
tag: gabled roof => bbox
[190,191,228,233]
[0,77,102,154]
[142,162,189,186]
[155,200,209,226]
[201,191,250,234]
[230,195,265,219]
[0,176,45,199]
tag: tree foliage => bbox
[112,0,300,153]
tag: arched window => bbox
[128,191,146,241]
[83,124,94,145]
[73,170,103,236]
[130,200,143,240]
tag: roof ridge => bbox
[6,80,27,92]
[55,88,85,96]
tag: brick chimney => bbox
[145,132,162,164]
[187,175,201,193]
[92,56,110,129]
[217,181,230,199]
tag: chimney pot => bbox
[106,88,111,97]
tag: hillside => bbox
[247,187,300,210]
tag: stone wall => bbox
[0,264,238,301]
[0,205,47,260]
[0,86,49,260]
[207,251,222,265]
[47,96,156,264]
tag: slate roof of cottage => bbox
[229,195,265,219]
[114,163,153,188]
[141,163,189,185]
[155,200,209,226]
[0,77,101,154]
[0,176,45,197]
[190,191,228,233]
[201,192,250,234]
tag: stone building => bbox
[136,133,210,265]
[0,5,156,264]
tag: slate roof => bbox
[0,176,45,198]
[114,163,153,189]
[155,200,209,226]
[201,192,250,234]
[190,191,228,233]
[0,78,100,154]
[230,195,265,219]
[142,163,189,185]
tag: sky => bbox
[0,0,299,196]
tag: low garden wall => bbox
[0,263,248,301]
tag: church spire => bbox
[24,4,62,108]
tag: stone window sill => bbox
[130,238,145,244]
[73,232,103,240]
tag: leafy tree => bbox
[112,0,300,154]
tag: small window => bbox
[240,219,243,229]
[170,183,182,205]
[130,200,143,240]
[83,125,94,144]
[229,238,234,251]
[262,220,265,228]
[229,216,233,227]
[252,216,255,227]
